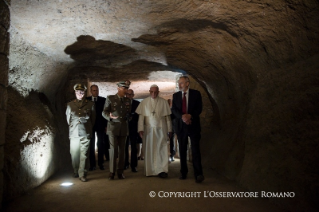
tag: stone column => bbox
[0,0,9,207]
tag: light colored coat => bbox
[66,99,96,138]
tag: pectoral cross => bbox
[152,111,155,116]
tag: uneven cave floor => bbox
[3,158,281,212]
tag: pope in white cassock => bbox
[135,84,172,178]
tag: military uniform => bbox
[66,98,96,178]
[102,94,131,177]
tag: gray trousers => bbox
[70,137,90,177]
[108,134,126,174]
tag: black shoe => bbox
[73,173,79,178]
[124,165,129,170]
[169,156,175,162]
[131,167,137,172]
[99,165,105,170]
[137,157,141,160]
[158,172,168,178]
[89,167,96,171]
[195,175,205,183]
[179,174,187,180]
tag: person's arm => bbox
[138,114,145,138]
[66,104,71,125]
[190,91,203,118]
[102,97,112,121]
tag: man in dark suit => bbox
[172,76,204,183]
[124,89,141,172]
[86,85,108,171]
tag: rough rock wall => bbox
[4,27,70,201]
[4,88,57,201]
[239,55,319,211]
[131,1,319,209]
[0,0,9,206]
[9,27,69,101]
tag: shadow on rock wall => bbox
[70,59,179,80]
[64,35,138,65]
[4,87,68,201]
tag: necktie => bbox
[182,92,187,114]
[94,97,97,102]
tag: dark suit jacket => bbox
[129,99,140,135]
[172,89,202,134]
[86,96,107,131]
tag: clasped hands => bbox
[182,114,192,125]
[110,112,118,119]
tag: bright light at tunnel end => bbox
[60,182,74,187]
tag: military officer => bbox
[102,81,131,180]
[66,83,96,182]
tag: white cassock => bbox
[135,96,172,176]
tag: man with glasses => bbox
[172,76,204,183]
[66,83,96,182]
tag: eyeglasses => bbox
[126,93,134,96]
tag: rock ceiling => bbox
[10,0,195,65]
[8,0,319,100]
[10,0,319,69]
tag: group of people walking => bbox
[65,76,205,183]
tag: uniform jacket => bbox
[66,99,96,138]
[86,96,107,131]
[102,94,131,136]
[172,89,202,134]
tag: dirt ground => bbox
[3,159,281,212]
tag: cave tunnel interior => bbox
[0,0,319,211]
